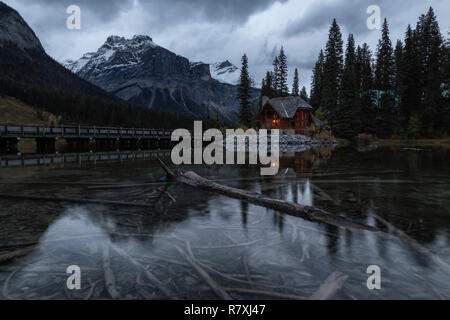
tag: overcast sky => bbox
[4,0,450,92]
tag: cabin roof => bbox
[260,96,313,119]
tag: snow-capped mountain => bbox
[209,60,240,85]
[62,35,259,123]
[63,35,157,75]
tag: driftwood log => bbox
[0,244,39,264]
[156,158,378,232]
[0,193,153,208]
[310,271,349,300]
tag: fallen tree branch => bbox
[310,271,349,300]
[111,244,175,299]
[176,245,232,300]
[156,158,378,232]
[102,244,121,299]
[222,287,307,300]
[87,182,170,190]
[0,193,153,208]
[373,213,450,273]
[0,244,39,265]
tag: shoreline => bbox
[375,139,450,147]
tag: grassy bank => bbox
[334,137,450,149]
[376,138,450,147]
[335,138,350,147]
[0,95,58,125]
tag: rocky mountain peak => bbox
[105,35,125,44]
[217,60,234,69]
[64,34,159,74]
[62,34,259,123]
[132,35,153,42]
[103,34,156,48]
[210,60,240,85]
[0,1,44,50]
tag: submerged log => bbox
[310,271,349,300]
[156,158,378,232]
[373,213,450,273]
[0,193,153,208]
[102,244,121,299]
[0,244,39,264]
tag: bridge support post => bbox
[158,138,172,149]
[0,138,18,154]
[94,138,118,151]
[36,138,56,154]
[119,138,139,151]
[141,138,156,150]
[66,138,91,152]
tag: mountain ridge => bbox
[0,1,201,129]
[63,35,259,123]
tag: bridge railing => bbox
[0,124,172,138]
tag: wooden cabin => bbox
[256,96,317,135]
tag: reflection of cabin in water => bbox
[279,152,313,174]
[256,96,320,135]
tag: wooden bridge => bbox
[0,150,171,168]
[0,124,173,153]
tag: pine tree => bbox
[321,19,343,130]
[407,114,421,139]
[353,45,363,134]
[272,56,280,94]
[310,49,324,110]
[292,68,299,96]
[300,86,308,101]
[442,28,450,134]
[399,25,421,129]
[392,39,403,134]
[258,78,266,109]
[415,7,444,137]
[375,18,395,138]
[278,46,289,96]
[265,71,274,98]
[394,40,403,103]
[237,53,252,126]
[259,71,275,105]
[336,33,357,139]
[359,43,376,135]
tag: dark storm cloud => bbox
[254,40,315,72]
[140,0,287,23]
[2,0,448,91]
[13,0,286,24]
[284,0,414,38]
[13,0,136,22]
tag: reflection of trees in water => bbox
[276,147,335,175]
[237,165,251,229]
[321,147,450,248]
[325,224,340,255]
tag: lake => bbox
[0,145,449,300]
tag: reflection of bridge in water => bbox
[0,124,173,153]
[0,150,171,168]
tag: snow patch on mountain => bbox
[210,60,240,85]
[63,35,158,73]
